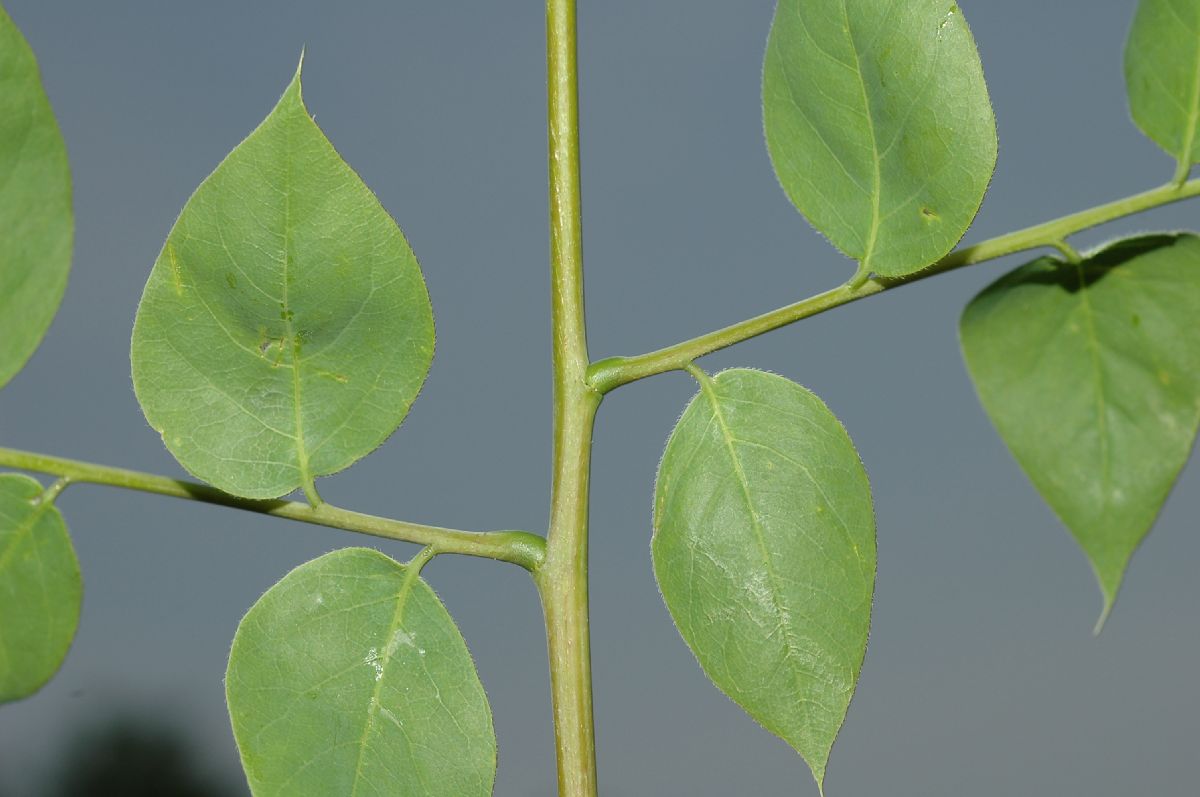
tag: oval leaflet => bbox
[131,61,435,501]
[763,0,997,278]
[227,548,497,796]
[653,368,876,789]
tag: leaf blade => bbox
[131,62,435,500]
[763,0,997,278]
[226,548,496,797]
[960,234,1200,620]
[1125,0,1200,170]
[0,4,73,388]
[653,369,875,788]
[0,474,81,703]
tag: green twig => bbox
[587,177,1200,393]
[0,446,545,571]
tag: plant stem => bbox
[538,389,600,797]
[0,446,544,571]
[540,1,601,795]
[587,177,1200,393]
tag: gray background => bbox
[1,1,1197,794]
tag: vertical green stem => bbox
[540,0,601,795]
[539,389,600,797]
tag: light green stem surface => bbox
[587,178,1200,393]
[0,446,544,571]
[539,1,601,795]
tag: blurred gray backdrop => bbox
[1,1,1196,795]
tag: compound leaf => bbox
[0,4,73,389]
[653,368,876,789]
[961,234,1200,625]
[763,0,997,279]
[0,474,81,702]
[1125,0,1200,172]
[227,548,496,797]
[131,61,434,501]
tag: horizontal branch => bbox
[0,446,545,572]
[587,177,1200,393]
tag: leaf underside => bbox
[226,548,496,797]
[131,63,435,500]
[0,473,81,703]
[1125,0,1200,167]
[763,0,997,278]
[0,4,73,389]
[653,368,876,788]
[961,234,1200,622]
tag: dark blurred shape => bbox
[41,715,241,797]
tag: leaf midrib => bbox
[1072,262,1113,505]
[0,495,50,577]
[278,115,316,495]
[839,0,883,272]
[693,372,818,753]
[0,490,57,682]
[348,560,426,796]
[1163,0,1200,166]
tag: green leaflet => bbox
[0,4,73,389]
[961,234,1200,626]
[653,368,875,789]
[763,0,997,279]
[131,61,434,501]
[226,548,496,797]
[1125,0,1200,173]
[0,474,81,703]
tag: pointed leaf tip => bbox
[131,59,434,499]
[1093,597,1115,637]
[961,234,1200,624]
[292,49,305,88]
[654,369,875,785]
